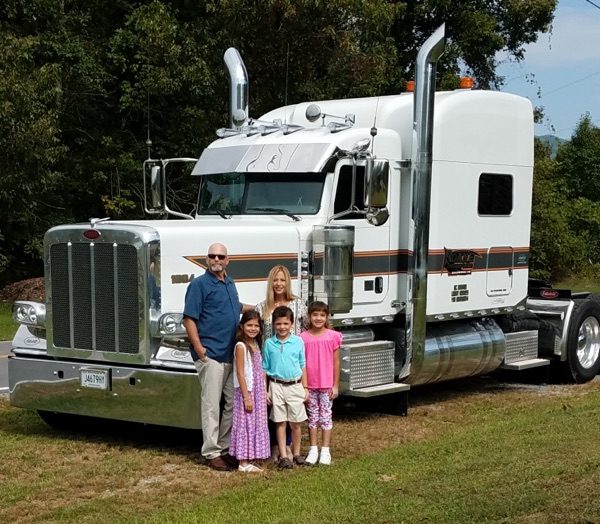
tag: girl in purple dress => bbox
[230,310,270,472]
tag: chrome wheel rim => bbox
[577,316,600,369]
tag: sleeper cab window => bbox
[478,173,513,216]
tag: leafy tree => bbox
[0,11,66,282]
[556,115,600,201]
[530,119,600,282]
[530,140,586,280]
[555,116,600,278]
[0,0,559,285]
[389,0,557,89]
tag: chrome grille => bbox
[50,242,139,354]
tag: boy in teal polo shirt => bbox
[263,305,308,469]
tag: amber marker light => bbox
[459,76,474,89]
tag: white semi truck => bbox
[9,25,600,428]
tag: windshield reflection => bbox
[197,172,325,216]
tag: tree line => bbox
[531,117,600,282]
[4,0,590,287]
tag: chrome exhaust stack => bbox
[224,48,249,129]
[407,24,445,382]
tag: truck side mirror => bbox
[364,159,389,208]
[143,161,166,214]
[150,166,163,208]
[143,157,197,219]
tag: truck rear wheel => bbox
[562,299,600,383]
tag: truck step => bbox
[500,358,550,371]
[343,382,410,398]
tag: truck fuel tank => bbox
[408,318,506,385]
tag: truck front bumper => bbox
[9,355,201,429]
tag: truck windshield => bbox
[197,172,325,216]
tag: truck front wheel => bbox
[563,300,600,383]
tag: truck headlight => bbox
[13,301,46,327]
[158,313,186,336]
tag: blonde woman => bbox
[256,264,307,462]
[255,265,307,339]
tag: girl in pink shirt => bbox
[299,301,342,465]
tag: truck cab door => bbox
[486,246,514,296]
[330,161,390,306]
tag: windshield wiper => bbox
[247,207,301,222]
[214,209,231,219]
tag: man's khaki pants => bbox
[194,358,234,460]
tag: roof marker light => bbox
[459,77,474,89]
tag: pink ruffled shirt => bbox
[300,329,343,389]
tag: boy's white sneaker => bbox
[319,448,331,465]
[305,447,319,465]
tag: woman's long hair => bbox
[236,310,263,348]
[261,265,297,320]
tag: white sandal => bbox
[238,463,263,473]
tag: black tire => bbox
[37,410,76,430]
[562,299,600,383]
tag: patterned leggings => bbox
[306,389,333,430]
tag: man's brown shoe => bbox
[221,453,239,469]
[207,456,230,471]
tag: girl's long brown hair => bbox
[236,310,263,348]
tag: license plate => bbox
[80,369,109,390]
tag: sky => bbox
[496,0,600,139]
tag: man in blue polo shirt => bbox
[183,242,251,471]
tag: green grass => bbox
[2,381,600,523]
[140,390,600,524]
[0,302,16,341]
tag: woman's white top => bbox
[255,297,307,339]
[233,341,254,391]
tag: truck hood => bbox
[106,217,313,311]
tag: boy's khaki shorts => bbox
[269,382,307,423]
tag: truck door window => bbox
[334,164,366,219]
[478,173,513,216]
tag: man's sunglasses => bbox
[207,254,227,260]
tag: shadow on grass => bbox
[0,402,203,457]
[0,368,557,456]
[335,368,555,420]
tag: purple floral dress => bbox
[230,349,270,460]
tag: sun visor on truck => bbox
[191,142,336,175]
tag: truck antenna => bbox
[370,97,380,154]
[146,87,152,160]
[283,43,290,123]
